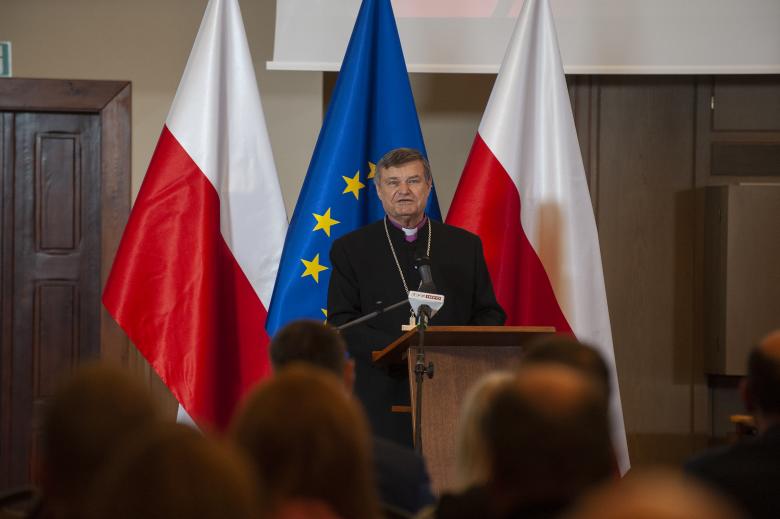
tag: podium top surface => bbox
[371,326,555,364]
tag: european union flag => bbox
[266,0,441,335]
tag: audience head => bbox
[40,362,158,517]
[85,423,260,519]
[742,329,780,430]
[484,364,613,512]
[563,469,745,519]
[270,319,353,389]
[232,365,379,519]
[454,370,514,490]
[523,334,611,400]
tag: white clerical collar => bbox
[388,215,427,243]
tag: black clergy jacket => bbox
[327,217,505,445]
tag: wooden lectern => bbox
[372,326,555,493]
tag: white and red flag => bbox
[446,0,629,473]
[103,0,287,431]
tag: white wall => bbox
[1,0,491,217]
[1,0,324,215]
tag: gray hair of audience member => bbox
[85,423,261,519]
[40,362,159,516]
[231,365,380,519]
[562,469,745,519]
[269,319,346,375]
[453,370,515,490]
[376,148,432,184]
[484,364,614,508]
[743,330,780,419]
[522,334,611,400]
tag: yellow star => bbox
[342,171,365,200]
[301,253,328,283]
[312,208,340,237]
[367,161,376,179]
[321,308,328,323]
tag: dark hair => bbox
[232,366,380,519]
[86,423,260,519]
[270,320,346,376]
[483,365,613,503]
[376,148,432,183]
[522,335,611,398]
[747,346,780,414]
[42,363,158,511]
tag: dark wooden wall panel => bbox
[696,76,780,186]
[36,134,81,251]
[7,112,101,486]
[1,113,12,486]
[704,186,780,375]
[710,142,780,177]
[34,283,79,397]
[593,77,702,464]
[712,76,780,131]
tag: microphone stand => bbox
[413,305,434,455]
[335,292,435,455]
[335,299,409,332]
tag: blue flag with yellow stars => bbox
[266,0,441,335]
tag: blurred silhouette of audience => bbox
[232,364,381,519]
[269,320,434,515]
[563,469,744,519]
[452,371,514,492]
[17,324,780,519]
[38,363,159,519]
[685,329,780,519]
[522,335,611,402]
[84,422,260,519]
[431,364,613,519]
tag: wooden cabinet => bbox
[704,184,780,375]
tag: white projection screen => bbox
[269,0,780,74]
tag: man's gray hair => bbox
[376,148,432,184]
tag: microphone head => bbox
[414,255,435,292]
[414,254,431,267]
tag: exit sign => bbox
[0,42,11,77]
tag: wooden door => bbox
[0,79,131,488]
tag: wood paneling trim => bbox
[694,78,714,187]
[0,79,129,113]
[710,142,780,177]
[564,75,601,218]
[35,134,81,252]
[712,76,780,132]
[0,113,12,487]
[696,76,780,186]
[33,282,79,398]
[99,84,132,368]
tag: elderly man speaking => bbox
[328,147,505,446]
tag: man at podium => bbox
[328,148,505,446]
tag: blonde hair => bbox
[454,370,515,490]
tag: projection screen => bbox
[269,0,780,74]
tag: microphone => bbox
[408,290,445,322]
[411,255,444,324]
[414,254,436,293]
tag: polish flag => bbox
[103,0,287,431]
[446,0,629,473]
